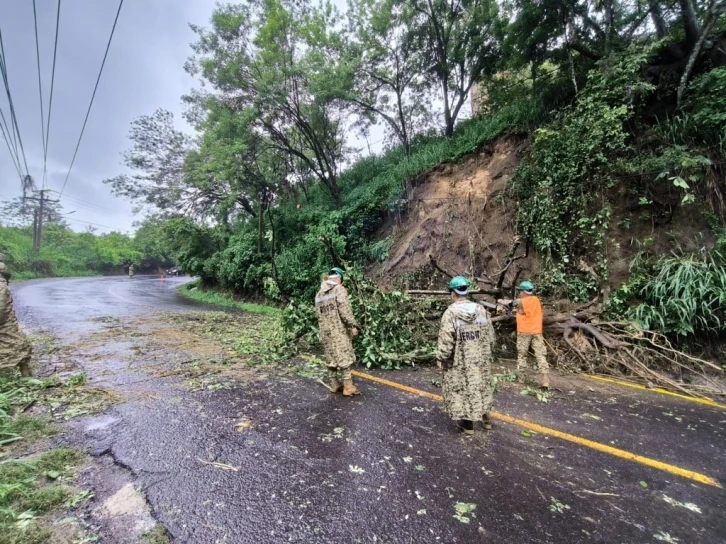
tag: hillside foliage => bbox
[65,0,726,363]
[0,219,173,280]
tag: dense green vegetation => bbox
[178,280,281,315]
[0,218,173,280]
[94,0,726,361]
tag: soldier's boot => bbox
[457,420,474,435]
[342,379,360,396]
[482,413,492,430]
[329,377,343,394]
[540,373,550,389]
[18,360,32,378]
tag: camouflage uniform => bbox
[315,279,358,382]
[511,298,548,376]
[0,255,32,375]
[128,264,135,278]
[436,301,495,421]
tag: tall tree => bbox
[103,110,197,216]
[345,0,430,155]
[186,101,288,251]
[186,0,352,207]
[409,0,504,136]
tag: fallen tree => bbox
[283,238,724,398]
[408,289,724,399]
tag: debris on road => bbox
[197,458,240,472]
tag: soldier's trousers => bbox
[328,366,352,381]
[516,333,548,374]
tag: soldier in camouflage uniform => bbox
[128,264,136,278]
[315,267,361,396]
[436,276,495,435]
[0,254,33,377]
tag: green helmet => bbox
[448,276,471,292]
[329,267,345,277]
[518,280,535,292]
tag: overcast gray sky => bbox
[0,0,218,234]
[0,1,400,235]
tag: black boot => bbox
[457,419,474,435]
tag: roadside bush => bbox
[609,249,726,337]
[512,44,658,284]
[280,267,437,368]
[215,231,270,293]
[686,68,726,143]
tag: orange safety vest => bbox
[516,295,543,335]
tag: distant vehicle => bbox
[166,267,182,276]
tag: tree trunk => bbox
[442,79,453,137]
[678,0,702,48]
[677,0,725,106]
[327,176,342,207]
[649,0,669,38]
[396,88,411,156]
[257,191,265,255]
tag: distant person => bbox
[128,264,135,279]
[315,267,361,396]
[436,276,495,435]
[506,281,549,389]
[0,253,33,377]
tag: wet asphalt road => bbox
[12,276,726,544]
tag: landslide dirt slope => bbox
[369,136,536,292]
[368,134,717,294]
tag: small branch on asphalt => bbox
[197,458,240,471]
[580,490,620,497]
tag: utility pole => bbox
[26,189,59,252]
[32,208,39,251]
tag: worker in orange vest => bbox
[508,281,549,389]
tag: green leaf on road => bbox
[453,502,477,524]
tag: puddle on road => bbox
[84,414,120,432]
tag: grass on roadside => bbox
[141,523,171,544]
[0,447,88,544]
[178,280,281,316]
[1,373,119,448]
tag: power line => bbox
[0,25,30,178]
[44,0,62,190]
[0,100,19,161]
[51,190,116,213]
[65,216,117,230]
[32,0,47,188]
[58,0,124,198]
[0,110,23,181]
[0,50,17,154]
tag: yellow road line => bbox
[352,371,444,401]
[352,370,722,488]
[585,375,726,410]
